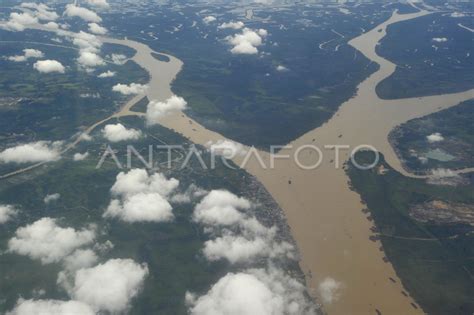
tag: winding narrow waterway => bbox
[128,9,472,315]
[104,8,474,315]
[2,7,473,315]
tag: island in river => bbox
[2,5,473,315]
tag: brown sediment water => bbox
[2,8,474,315]
[118,9,472,315]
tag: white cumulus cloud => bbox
[111,169,179,197]
[64,4,102,23]
[73,152,89,161]
[186,267,316,315]
[7,299,94,315]
[231,41,258,54]
[193,190,294,264]
[0,141,62,164]
[23,48,44,58]
[109,53,127,65]
[7,55,28,62]
[0,204,19,224]
[193,190,250,226]
[257,29,268,37]
[105,193,174,223]
[276,65,288,72]
[66,258,148,313]
[187,273,278,314]
[226,28,268,55]
[426,132,444,143]
[203,16,216,24]
[203,235,268,264]
[205,139,247,159]
[218,21,245,30]
[33,59,65,73]
[7,48,44,62]
[102,123,142,142]
[170,184,207,204]
[88,22,107,35]
[318,277,343,304]
[8,217,96,264]
[201,227,294,264]
[112,83,148,95]
[44,193,60,204]
[44,21,59,30]
[104,169,179,223]
[78,51,104,68]
[4,12,38,32]
[97,70,115,78]
[71,31,102,53]
[21,3,59,21]
[79,133,93,141]
[146,95,187,125]
[63,249,98,271]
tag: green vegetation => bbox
[131,96,150,113]
[0,30,149,149]
[390,99,474,171]
[0,116,300,314]
[102,43,137,59]
[108,4,391,147]
[377,13,473,99]
[347,151,474,315]
[151,52,170,62]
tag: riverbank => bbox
[2,7,474,314]
[150,9,472,314]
